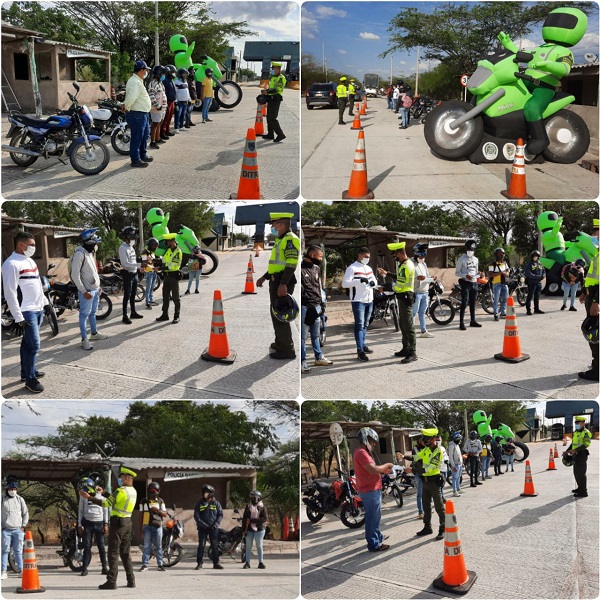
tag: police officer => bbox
[414,428,445,540]
[377,242,417,363]
[337,76,349,125]
[347,79,356,117]
[565,416,592,497]
[579,218,599,381]
[256,212,300,359]
[80,467,138,590]
[259,62,286,143]
[155,233,183,324]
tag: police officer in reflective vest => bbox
[155,233,183,325]
[565,416,592,497]
[413,428,445,540]
[337,76,348,125]
[259,62,286,143]
[347,79,356,117]
[377,242,417,363]
[579,217,599,381]
[257,212,300,359]
[80,466,138,590]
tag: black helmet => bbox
[152,65,166,78]
[177,68,188,78]
[122,226,137,240]
[465,239,477,251]
[205,68,214,77]
[271,294,299,323]
[531,250,541,257]
[484,434,492,442]
[165,64,177,74]
[575,258,586,268]
[147,237,159,250]
[562,453,575,467]
[250,490,262,500]
[202,484,215,496]
[494,436,502,443]
[469,431,478,439]
[148,482,160,497]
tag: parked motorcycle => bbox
[99,267,145,303]
[3,82,110,175]
[56,515,84,572]
[141,506,185,567]
[368,282,400,331]
[380,472,404,508]
[88,85,130,155]
[207,509,246,563]
[449,278,494,314]
[424,49,589,163]
[393,465,416,493]
[303,468,366,528]
[426,280,456,326]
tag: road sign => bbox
[329,422,344,446]
[460,74,469,87]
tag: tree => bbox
[2,201,84,227]
[418,63,463,100]
[248,401,299,430]
[301,53,359,92]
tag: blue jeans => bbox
[78,288,100,340]
[145,271,156,304]
[414,473,423,514]
[399,107,409,127]
[20,310,43,383]
[186,103,194,124]
[387,97,392,110]
[142,524,163,566]
[301,304,323,362]
[392,98,398,112]
[187,269,202,292]
[412,292,428,332]
[504,454,515,471]
[202,97,212,121]
[481,455,491,478]
[492,283,508,316]
[451,465,462,492]
[125,111,149,162]
[351,301,373,353]
[360,489,383,551]
[1,528,24,573]
[81,518,107,569]
[245,529,265,564]
[174,102,187,129]
[562,281,578,307]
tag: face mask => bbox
[360,257,370,265]
[310,257,322,266]
[251,498,258,505]
[161,75,165,81]
[592,236,599,246]
[117,478,123,487]
[577,424,584,430]
[269,69,275,76]
[143,71,148,79]
[417,257,425,262]
[7,490,16,497]
[83,243,97,253]
[23,245,36,258]
[129,240,136,247]
[466,250,474,258]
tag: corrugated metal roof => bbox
[109,456,257,471]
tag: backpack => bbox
[402,94,413,108]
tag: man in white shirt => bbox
[342,247,379,362]
[1,232,48,393]
[118,227,144,325]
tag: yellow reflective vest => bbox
[416,446,443,477]
[585,252,599,288]
[267,231,300,274]
[336,84,348,99]
[348,83,355,95]
[268,74,286,96]
[572,428,592,451]
[393,259,415,293]
[102,485,137,518]
[163,246,183,272]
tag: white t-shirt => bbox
[1,252,47,322]
[342,261,378,303]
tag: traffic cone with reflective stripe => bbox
[201,290,236,363]
[360,101,366,116]
[242,257,257,295]
[342,130,374,199]
[363,97,368,109]
[494,297,530,363]
[230,128,263,200]
[554,443,559,458]
[16,530,45,594]
[432,500,477,594]
[501,138,534,199]
[520,460,538,496]
[350,109,363,130]
[254,104,265,135]
[249,253,255,273]
[262,104,267,118]
[546,448,557,470]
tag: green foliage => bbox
[418,63,463,100]
[111,52,134,85]
[301,53,359,92]
[2,201,83,227]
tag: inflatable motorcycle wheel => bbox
[199,248,220,276]
[216,80,243,109]
[542,109,590,164]
[340,501,366,529]
[513,441,530,462]
[305,507,324,523]
[424,100,484,160]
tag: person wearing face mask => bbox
[124,60,153,168]
[579,218,599,381]
[488,247,510,321]
[412,243,435,339]
[435,435,449,502]
[301,245,332,372]
[118,227,144,325]
[1,479,28,580]
[160,65,177,140]
[155,234,183,324]
[463,431,482,487]
[194,484,224,570]
[455,239,483,331]
[259,62,286,142]
[342,247,378,362]
[1,231,48,393]
[242,490,268,569]
[148,65,168,149]
[447,432,464,497]
[564,417,591,497]
[79,467,138,590]
[70,228,108,351]
[524,250,546,316]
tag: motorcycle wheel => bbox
[111,125,131,155]
[9,131,39,167]
[8,549,17,572]
[390,302,400,332]
[513,441,529,462]
[2,300,15,330]
[47,291,66,317]
[305,507,324,523]
[216,81,243,109]
[340,501,366,529]
[240,538,246,563]
[163,542,183,567]
[429,299,455,326]
[542,109,590,164]
[392,486,404,508]
[319,322,326,347]
[67,549,84,572]
[95,293,113,320]
[45,303,59,336]
[69,139,110,175]
[135,284,145,303]
[481,289,494,314]
[199,248,219,276]
[424,100,484,160]
[516,287,527,307]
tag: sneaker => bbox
[534,309,545,314]
[273,135,286,143]
[146,304,153,310]
[257,562,266,569]
[470,483,477,487]
[401,354,417,364]
[172,317,180,324]
[459,322,467,331]
[243,562,251,569]
[81,338,93,351]
[362,345,374,354]
[485,476,492,480]
[561,305,566,311]
[101,567,108,575]
[122,316,132,324]
[156,315,170,322]
[158,138,167,143]
[573,492,588,498]
[130,312,144,319]
[149,301,159,306]
[302,362,311,373]
[90,332,108,340]
[20,370,45,382]
[184,290,190,295]
[149,141,160,149]
[394,349,409,357]
[578,370,599,381]
[195,564,202,570]
[453,491,460,497]
[569,306,577,312]
[494,314,499,321]
[357,351,369,362]
[205,118,212,122]
[371,544,390,552]
[213,563,224,570]
[417,513,424,520]
[25,378,44,393]
[139,565,148,572]
[194,290,200,294]
[173,129,180,133]
[314,357,333,366]
[436,528,445,540]
[475,481,483,485]
[99,582,117,590]
[419,331,435,338]
[500,314,506,319]
[167,131,176,137]
[127,581,136,588]
[470,321,482,328]
[157,566,166,572]
[81,568,89,576]
[1,572,7,580]
[526,310,532,316]
[269,351,296,359]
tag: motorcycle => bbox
[56,515,85,572]
[368,282,400,331]
[98,267,145,303]
[3,82,111,175]
[303,468,366,529]
[141,506,185,567]
[207,509,246,563]
[507,266,528,307]
[449,278,494,315]
[424,48,589,163]
[393,465,416,493]
[380,472,404,508]
[88,85,131,156]
[426,280,456,326]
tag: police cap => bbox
[271,62,283,68]
[340,76,347,81]
[421,427,439,438]
[120,467,137,478]
[593,218,599,228]
[387,242,406,252]
[270,212,294,222]
[574,416,587,422]
[162,233,177,240]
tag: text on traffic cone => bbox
[494,297,530,363]
[546,448,557,470]
[520,460,538,496]
[16,530,45,594]
[501,138,534,200]
[342,130,374,200]
[201,290,236,364]
[242,259,257,295]
[254,104,265,136]
[230,128,263,200]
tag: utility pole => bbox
[390,55,393,85]
[26,37,42,117]
[154,1,160,66]
[415,45,420,96]
[322,40,325,75]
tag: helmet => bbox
[357,427,379,446]
[147,237,159,250]
[5,481,18,490]
[134,59,149,72]
[562,453,575,467]
[413,243,428,257]
[81,227,101,244]
[581,316,599,345]
[452,431,463,442]
[122,226,137,240]
[465,239,477,251]
[531,250,541,257]
[177,68,188,78]
[494,247,505,257]
[484,434,492,442]
[575,258,586,268]
[147,482,160,497]
[469,431,478,440]
[79,477,97,496]
[542,7,588,48]
[165,64,177,74]
[271,294,299,323]
[506,437,513,442]
[250,490,262,500]
[205,68,214,77]
[202,484,215,496]
[495,436,502,443]
[152,65,166,78]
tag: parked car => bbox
[306,83,337,110]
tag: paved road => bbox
[301,295,598,400]
[1,83,299,200]
[302,440,599,599]
[301,97,598,200]
[1,248,300,399]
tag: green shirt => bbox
[124,73,152,113]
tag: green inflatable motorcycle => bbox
[473,410,530,461]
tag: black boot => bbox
[525,120,549,155]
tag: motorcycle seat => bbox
[313,481,331,493]
[12,114,65,128]
[50,282,73,291]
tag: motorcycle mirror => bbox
[73,82,80,92]
[99,85,106,92]
[48,263,56,269]
[233,508,240,514]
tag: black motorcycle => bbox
[368,282,400,331]
[141,506,185,567]
[56,515,85,572]
[381,472,404,508]
[426,280,456,326]
[207,509,246,563]
[392,465,416,493]
[98,266,145,303]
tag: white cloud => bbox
[400,60,406,65]
[359,32,380,40]
[315,5,348,18]
[302,10,319,40]
[519,38,538,50]
[338,49,348,55]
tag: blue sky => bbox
[302,1,600,82]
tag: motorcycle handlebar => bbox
[514,50,535,63]
[514,72,532,82]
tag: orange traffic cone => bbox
[520,460,538,496]
[248,253,255,273]
[230,128,263,200]
[546,448,557,470]
[360,101,366,116]
[432,500,477,594]
[254,104,265,135]
[262,104,267,117]
[201,290,236,363]
[254,248,260,258]
[501,138,534,199]
[350,109,363,130]
[282,515,289,541]
[16,530,45,594]
[363,97,368,109]
[242,258,257,295]
[342,130,374,199]
[554,443,559,458]
[294,514,300,541]
[494,297,530,363]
